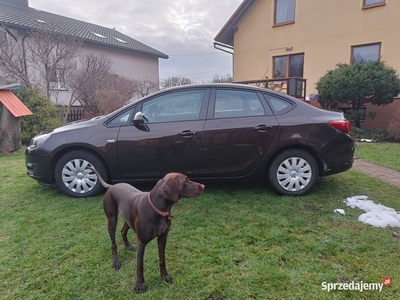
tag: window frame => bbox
[212,89,270,119]
[274,0,296,27]
[50,67,67,90]
[272,53,304,78]
[362,0,385,9]
[140,89,208,124]
[350,42,381,65]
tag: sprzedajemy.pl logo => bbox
[321,277,392,293]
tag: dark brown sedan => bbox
[25,83,355,197]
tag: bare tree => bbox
[25,29,82,100]
[0,26,82,101]
[63,53,112,122]
[211,74,233,83]
[0,28,32,87]
[160,76,193,89]
[133,78,160,98]
[74,63,137,117]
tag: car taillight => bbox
[328,120,351,135]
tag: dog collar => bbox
[147,193,175,219]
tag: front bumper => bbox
[25,146,53,184]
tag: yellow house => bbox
[214,0,400,129]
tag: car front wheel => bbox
[268,149,318,196]
[54,150,107,198]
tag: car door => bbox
[116,88,209,180]
[202,88,280,177]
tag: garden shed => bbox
[0,84,32,153]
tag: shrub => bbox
[14,87,62,145]
[351,127,390,142]
[387,107,400,141]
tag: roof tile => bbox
[0,3,168,59]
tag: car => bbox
[25,83,355,197]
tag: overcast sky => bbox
[29,0,243,82]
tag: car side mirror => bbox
[132,111,145,126]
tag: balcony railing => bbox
[234,77,307,100]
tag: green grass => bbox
[356,142,400,171]
[1,150,400,299]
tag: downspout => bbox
[21,32,28,78]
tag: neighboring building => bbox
[0,0,168,108]
[215,0,400,129]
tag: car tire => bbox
[54,150,107,198]
[268,149,318,196]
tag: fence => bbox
[66,107,86,122]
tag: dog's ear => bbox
[161,174,184,202]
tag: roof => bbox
[0,2,168,59]
[0,90,33,117]
[214,0,255,46]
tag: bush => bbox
[351,127,390,142]
[14,87,62,145]
[387,107,400,141]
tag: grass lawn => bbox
[356,142,400,171]
[1,149,400,299]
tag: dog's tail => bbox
[88,166,111,189]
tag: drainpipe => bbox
[21,32,28,78]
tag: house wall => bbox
[3,28,160,106]
[55,43,160,106]
[232,0,400,128]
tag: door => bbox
[116,89,209,179]
[202,88,279,177]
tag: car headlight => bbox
[28,133,51,150]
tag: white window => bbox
[50,68,66,90]
[275,0,295,25]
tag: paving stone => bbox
[352,158,400,187]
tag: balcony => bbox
[234,77,307,100]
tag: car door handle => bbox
[179,130,196,138]
[254,125,273,132]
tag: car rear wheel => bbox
[54,150,107,198]
[268,149,318,196]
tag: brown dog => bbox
[89,167,205,293]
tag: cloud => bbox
[30,0,242,81]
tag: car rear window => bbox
[263,94,294,114]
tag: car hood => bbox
[43,115,108,135]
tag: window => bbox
[142,90,205,123]
[108,107,135,126]
[214,90,268,118]
[50,68,66,90]
[275,0,295,25]
[273,53,304,78]
[351,43,380,64]
[363,0,385,9]
[263,94,294,114]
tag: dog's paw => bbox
[136,282,146,293]
[126,245,136,252]
[162,274,173,284]
[112,261,121,271]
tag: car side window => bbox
[142,90,205,123]
[214,90,266,118]
[263,94,294,114]
[108,107,135,126]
